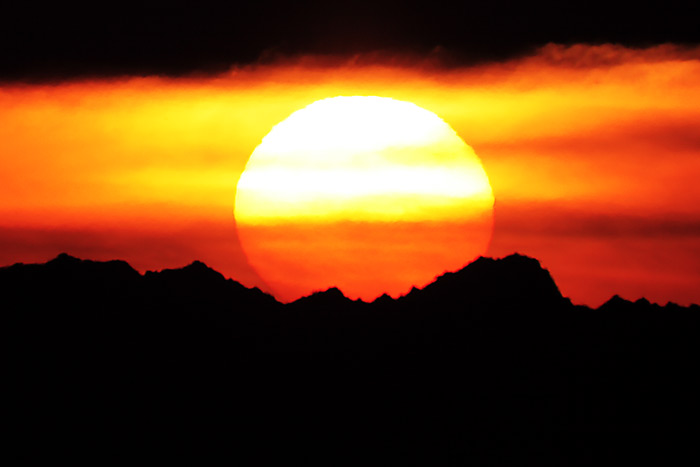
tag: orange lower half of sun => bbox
[238,219,492,302]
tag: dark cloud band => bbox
[2,1,699,82]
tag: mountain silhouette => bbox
[4,253,699,464]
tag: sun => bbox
[235,96,494,302]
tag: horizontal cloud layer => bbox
[2,2,700,81]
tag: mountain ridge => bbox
[3,251,694,310]
[5,251,700,464]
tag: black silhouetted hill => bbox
[406,254,569,308]
[4,253,700,464]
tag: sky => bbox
[1,2,699,305]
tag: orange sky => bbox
[1,44,699,305]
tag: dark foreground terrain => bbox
[4,253,700,464]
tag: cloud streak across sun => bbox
[1,44,699,304]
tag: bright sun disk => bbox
[235,96,494,302]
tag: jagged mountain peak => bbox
[401,253,565,310]
[146,260,226,283]
[48,252,81,264]
[290,286,355,307]
[43,253,140,280]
